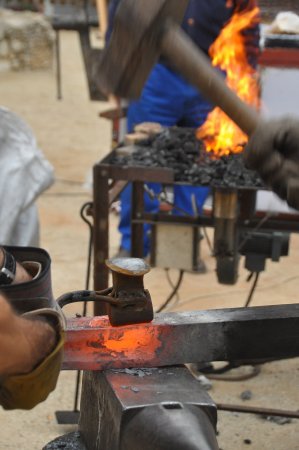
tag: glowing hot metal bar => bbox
[63,303,299,371]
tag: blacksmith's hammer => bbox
[96,0,258,136]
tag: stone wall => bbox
[0,8,54,70]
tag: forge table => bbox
[92,148,299,307]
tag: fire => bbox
[197,3,260,156]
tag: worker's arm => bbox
[0,295,64,410]
[0,248,64,410]
[0,296,56,377]
[244,118,299,210]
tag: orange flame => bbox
[197,3,260,156]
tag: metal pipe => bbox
[213,190,238,220]
[213,189,239,284]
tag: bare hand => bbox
[244,118,299,210]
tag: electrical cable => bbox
[238,212,275,252]
[163,268,181,311]
[144,184,192,217]
[244,272,260,308]
[156,270,184,313]
[202,226,213,254]
[206,364,261,382]
[170,274,299,311]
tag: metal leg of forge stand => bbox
[93,164,109,315]
[213,189,239,285]
[131,181,145,258]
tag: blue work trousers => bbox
[119,64,212,256]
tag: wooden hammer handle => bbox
[161,23,259,136]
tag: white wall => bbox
[261,67,299,119]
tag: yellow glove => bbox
[0,309,64,410]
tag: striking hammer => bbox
[97,0,258,136]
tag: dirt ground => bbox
[0,31,298,449]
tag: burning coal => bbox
[111,127,263,188]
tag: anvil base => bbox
[44,367,219,450]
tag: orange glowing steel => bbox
[197,2,260,156]
[88,316,162,360]
[104,328,161,357]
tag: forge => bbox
[93,126,298,287]
[110,126,263,188]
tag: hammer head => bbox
[96,0,189,99]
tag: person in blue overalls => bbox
[106,0,260,258]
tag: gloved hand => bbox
[244,118,299,210]
[0,295,57,376]
[0,247,65,410]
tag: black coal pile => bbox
[110,127,264,189]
